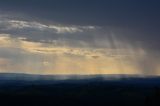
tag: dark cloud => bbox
[0,0,160,26]
[0,0,160,75]
[0,0,159,51]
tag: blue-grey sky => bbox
[0,0,160,75]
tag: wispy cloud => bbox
[0,34,104,58]
[0,19,97,34]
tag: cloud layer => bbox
[0,0,160,76]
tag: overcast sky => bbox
[0,0,160,75]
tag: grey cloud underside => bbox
[0,0,160,30]
[0,0,159,50]
[0,0,160,50]
[0,18,114,49]
[0,18,100,47]
[0,18,159,52]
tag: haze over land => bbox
[0,0,160,75]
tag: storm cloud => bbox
[0,0,160,75]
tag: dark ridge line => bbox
[0,72,159,77]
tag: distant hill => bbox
[0,73,160,86]
[0,73,160,106]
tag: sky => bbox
[0,0,160,75]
